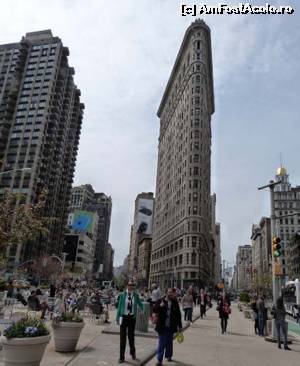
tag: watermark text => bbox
[181,3,295,16]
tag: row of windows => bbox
[152,234,204,261]
[32,44,57,51]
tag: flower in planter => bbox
[52,294,83,325]
[3,316,49,339]
[25,326,38,335]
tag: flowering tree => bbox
[0,189,49,258]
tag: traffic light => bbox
[272,236,282,258]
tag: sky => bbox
[1,0,299,266]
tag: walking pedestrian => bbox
[153,288,182,366]
[182,288,193,323]
[272,296,291,350]
[199,289,207,319]
[217,292,231,334]
[150,283,162,316]
[116,281,144,363]
[250,297,259,334]
[256,296,265,336]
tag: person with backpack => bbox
[217,292,231,334]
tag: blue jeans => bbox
[258,313,264,336]
[184,308,193,321]
[157,328,174,363]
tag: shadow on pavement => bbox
[77,346,97,353]
[226,332,252,337]
[190,323,218,330]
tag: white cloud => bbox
[1,0,299,265]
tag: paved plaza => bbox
[0,304,299,365]
[147,304,300,366]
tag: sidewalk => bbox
[67,308,201,366]
[147,304,300,366]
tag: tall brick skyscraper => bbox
[0,30,84,265]
[149,20,214,289]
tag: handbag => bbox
[176,331,184,343]
[151,313,159,324]
[223,304,231,314]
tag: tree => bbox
[0,189,50,260]
[24,256,62,283]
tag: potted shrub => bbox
[1,315,50,366]
[52,298,84,352]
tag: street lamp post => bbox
[62,252,68,273]
[258,180,282,303]
[0,167,31,177]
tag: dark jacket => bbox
[272,306,286,324]
[218,297,231,319]
[198,293,207,307]
[153,297,182,334]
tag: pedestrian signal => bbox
[272,236,281,258]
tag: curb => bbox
[138,312,202,366]
[64,331,103,366]
[287,320,300,341]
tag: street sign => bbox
[274,262,283,276]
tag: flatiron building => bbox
[150,20,215,289]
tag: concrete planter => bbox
[0,291,6,302]
[243,309,252,319]
[52,321,84,352]
[1,334,50,366]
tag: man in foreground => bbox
[116,281,144,363]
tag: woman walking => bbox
[217,292,231,334]
[182,288,194,323]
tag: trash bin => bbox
[136,302,150,333]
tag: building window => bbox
[191,253,196,265]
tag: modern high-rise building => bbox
[128,192,154,276]
[87,192,112,274]
[69,184,95,212]
[149,19,214,290]
[0,30,84,265]
[69,185,112,275]
[103,242,114,280]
